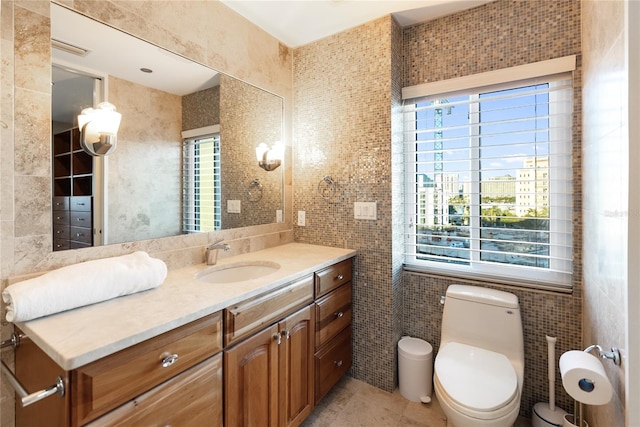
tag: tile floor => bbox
[301,376,530,427]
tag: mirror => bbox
[50,4,284,250]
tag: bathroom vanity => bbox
[10,243,355,427]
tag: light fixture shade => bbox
[256,143,269,162]
[77,102,122,156]
[256,141,283,171]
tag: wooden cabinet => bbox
[224,323,280,427]
[224,295,314,427]
[52,128,94,251]
[86,354,223,427]
[313,259,353,403]
[14,256,354,427]
[224,257,353,426]
[278,306,314,427]
[224,275,314,347]
[16,312,223,427]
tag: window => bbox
[182,132,221,233]
[403,60,574,288]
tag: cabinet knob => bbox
[273,333,282,345]
[281,330,291,340]
[334,360,343,367]
[161,353,179,368]
[335,311,344,318]
[335,274,344,281]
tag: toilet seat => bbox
[435,342,518,418]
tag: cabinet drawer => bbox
[86,354,223,427]
[53,239,70,251]
[315,283,352,349]
[53,225,70,239]
[53,196,69,211]
[315,326,352,403]
[70,226,92,244]
[72,312,222,425]
[69,210,91,226]
[53,211,69,225]
[70,196,92,211]
[224,275,314,347]
[314,258,353,298]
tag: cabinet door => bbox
[279,306,314,427]
[225,324,279,427]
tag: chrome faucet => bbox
[205,239,230,265]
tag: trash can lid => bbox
[399,337,432,356]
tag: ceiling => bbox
[51,1,493,124]
[219,0,495,47]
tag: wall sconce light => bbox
[77,102,122,157]
[256,141,284,171]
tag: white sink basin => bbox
[196,261,281,284]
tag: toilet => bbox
[434,285,524,427]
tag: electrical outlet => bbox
[227,200,241,213]
[297,210,306,226]
[354,202,377,220]
[276,210,283,223]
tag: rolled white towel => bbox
[2,251,167,322]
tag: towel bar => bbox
[0,333,66,407]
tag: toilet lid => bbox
[435,342,518,412]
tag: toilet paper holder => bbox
[584,344,621,366]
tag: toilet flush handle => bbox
[440,295,446,305]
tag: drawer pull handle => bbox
[76,233,83,237]
[335,274,344,281]
[334,360,343,367]
[335,311,344,318]
[273,333,282,345]
[76,218,85,222]
[161,353,179,368]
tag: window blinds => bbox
[403,74,573,288]
[182,134,221,233]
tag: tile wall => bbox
[293,0,583,419]
[0,1,292,425]
[219,74,284,229]
[402,0,583,419]
[293,15,400,391]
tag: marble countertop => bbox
[16,243,356,371]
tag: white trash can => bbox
[398,336,433,403]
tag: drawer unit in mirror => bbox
[52,128,95,252]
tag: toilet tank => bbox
[440,284,524,364]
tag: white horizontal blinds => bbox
[182,134,221,233]
[403,73,573,287]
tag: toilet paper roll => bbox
[559,350,613,405]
